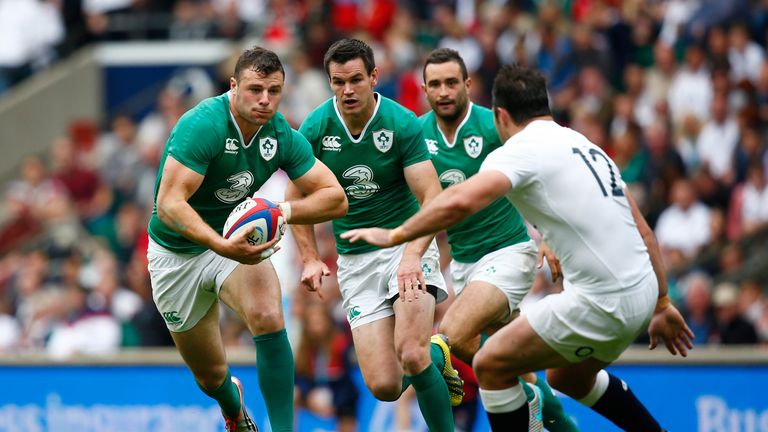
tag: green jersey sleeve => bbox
[299,114,322,157]
[399,112,430,167]
[166,113,220,175]
[280,128,316,180]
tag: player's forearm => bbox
[641,228,669,299]
[391,186,474,244]
[157,198,224,252]
[290,223,322,262]
[286,185,348,224]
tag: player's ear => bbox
[370,67,378,87]
[465,76,472,91]
[230,77,237,93]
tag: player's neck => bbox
[435,103,470,144]
[339,96,376,135]
[229,97,261,142]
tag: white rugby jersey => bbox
[480,120,653,295]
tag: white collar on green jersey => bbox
[332,92,382,144]
[437,102,474,149]
[227,91,262,148]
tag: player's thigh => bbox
[351,317,402,396]
[440,280,509,343]
[170,302,228,384]
[474,315,571,380]
[219,259,283,335]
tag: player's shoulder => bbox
[377,95,418,121]
[173,93,229,140]
[301,97,335,131]
[417,110,436,126]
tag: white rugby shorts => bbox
[337,240,447,329]
[450,240,538,320]
[147,238,239,332]
[525,272,659,363]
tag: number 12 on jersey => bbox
[572,147,624,197]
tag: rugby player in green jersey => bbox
[148,46,347,432]
[418,48,579,431]
[287,39,459,432]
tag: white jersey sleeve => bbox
[480,120,654,296]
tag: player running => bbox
[148,46,346,431]
[287,39,459,432]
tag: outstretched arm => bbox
[342,170,511,247]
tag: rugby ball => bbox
[222,197,285,246]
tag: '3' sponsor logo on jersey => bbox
[342,165,379,199]
[215,170,254,203]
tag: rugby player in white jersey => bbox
[342,63,693,431]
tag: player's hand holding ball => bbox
[221,197,286,264]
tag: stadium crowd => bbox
[1,1,768,421]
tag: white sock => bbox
[577,369,610,407]
[479,385,527,413]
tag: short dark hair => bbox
[492,64,551,125]
[234,46,284,80]
[323,39,375,77]
[423,48,468,82]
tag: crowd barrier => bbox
[0,346,765,431]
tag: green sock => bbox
[409,364,454,432]
[254,329,294,432]
[399,341,446,396]
[198,370,241,418]
[531,377,580,432]
[430,341,446,371]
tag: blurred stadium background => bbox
[1,0,768,431]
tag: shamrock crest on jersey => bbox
[373,129,394,153]
[463,135,483,158]
[260,136,277,161]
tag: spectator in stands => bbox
[735,160,768,237]
[681,272,717,344]
[711,282,758,344]
[728,22,765,85]
[0,0,63,95]
[668,43,713,131]
[696,93,740,187]
[655,179,712,263]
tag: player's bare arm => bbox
[626,187,694,356]
[342,169,511,248]
[284,180,328,296]
[282,158,347,224]
[396,160,443,300]
[156,155,279,264]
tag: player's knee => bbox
[242,307,283,334]
[194,365,229,391]
[366,378,402,401]
[396,340,430,375]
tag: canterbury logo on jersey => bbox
[322,136,342,151]
[162,311,182,325]
[225,138,239,154]
[425,139,439,155]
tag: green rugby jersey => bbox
[300,94,430,254]
[420,103,529,263]
[148,92,316,254]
